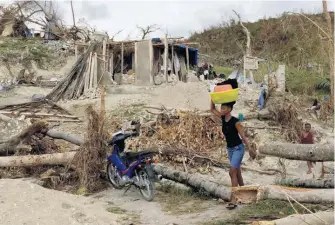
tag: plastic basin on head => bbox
[210,88,239,104]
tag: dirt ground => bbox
[0,72,334,225]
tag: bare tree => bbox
[110,29,123,41]
[137,24,159,40]
[233,10,251,56]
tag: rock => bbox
[31,94,45,101]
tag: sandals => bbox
[226,202,237,210]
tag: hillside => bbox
[190,12,333,67]
[189,12,334,94]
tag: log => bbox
[154,165,232,201]
[0,152,76,167]
[252,211,334,225]
[45,130,84,146]
[259,185,334,204]
[258,142,334,162]
[0,111,79,119]
[277,177,334,188]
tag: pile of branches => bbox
[266,93,303,142]
[72,105,109,192]
[111,110,224,154]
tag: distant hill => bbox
[189,12,334,70]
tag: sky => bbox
[2,0,335,40]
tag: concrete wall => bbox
[276,65,286,92]
[135,40,153,86]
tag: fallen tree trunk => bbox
[252,210,334,225]
[258,185,334,204]
[153,164,232,201]
[277,177,334,188]
[45,130,84,146]
[0,152,76,167]
[258,142,334,161]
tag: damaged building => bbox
[75,37,198,86]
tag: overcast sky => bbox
[3,0,335,40]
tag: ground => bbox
[0,54,334,224]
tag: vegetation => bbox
[190,12,334,95]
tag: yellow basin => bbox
[210,88,239,104]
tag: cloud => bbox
[34,0,333,40]
[79,1,110,21]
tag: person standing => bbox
[300,122,325,177]
[210,100,252,188]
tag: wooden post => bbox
[84,52,92,92]
[186,46,189,74]
[102,39,106,72]
[171,44,174,74]
[121,42,124,74]
[100,85,105,120]
[75,44,78,60]
[164,36,168,83]
[110,53,114,75]
[93,52,98,87]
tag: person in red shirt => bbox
[301,123,315,174]
[300,123,325,177]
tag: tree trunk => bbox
[258,142,334,161]
[277,177,334,188]
[322,0,334,110]
[0,152,76,167]
[259,185,334,204]
[252,211,334,225]
[153,165,232,201]
[45,130,84,146]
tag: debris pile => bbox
[47,41,113,101]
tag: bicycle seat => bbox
[125,150,155,159]
[107,132,132,145]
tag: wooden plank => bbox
[84,52,92,92]
[93,52,98,88]
[89,52,96,89]
[121,43,124,74]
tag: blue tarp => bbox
[151,38,198,66]
[175,44,198,66]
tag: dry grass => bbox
[72,105,109,192]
